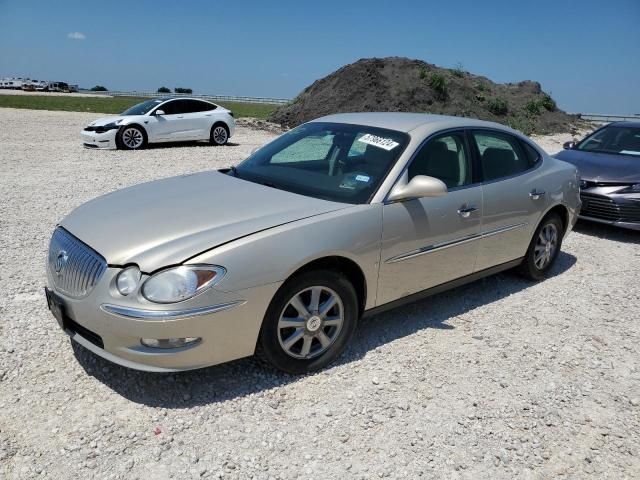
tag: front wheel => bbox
[520,213,563,280]
[256,270,358,374]
[210,124,229,146]
[117,125,146,150]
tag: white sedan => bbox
[81,97,236,150]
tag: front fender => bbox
[187,205,383,309]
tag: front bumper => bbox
[81,128,118,149]
[579,190,640,231]
[46,267,282,372]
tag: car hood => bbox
[554,149,640,183]
[60,171,348,272]
[87,115,139,127]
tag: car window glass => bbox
[408,132,472,188]
[578,125,640,155]
[236,122,408,204]
[198,101,217,112]
[158,100,180,115]
[473,131,529,181]
[270,133,335,164]
[521,141,541,166]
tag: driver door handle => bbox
[529,189,546,200]
[457,205,478,218]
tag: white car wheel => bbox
[210,124,229,146]
[118,126,146,150]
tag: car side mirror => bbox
[387,175,448,202]
[563,141,576,150]
[155,110,165,116]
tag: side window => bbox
[473,131,530,181]
[270,133,335,164]
[184,100,216,113]
[158,100,181,115]
[408,131,472,188]
[521,141,541,167]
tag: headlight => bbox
[142,265,225,303]
[620,183,640,193]
[95,121,122,133]
[116,266,141,296]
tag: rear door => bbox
[377,130,482,305]
[470,130,546,271]
[182,100,217,139]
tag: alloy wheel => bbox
[277,286,344,360]
[122,127,144,149]
[212,126,228,144]
[533,223,558,270]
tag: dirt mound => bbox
[270,57,578,135]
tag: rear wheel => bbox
[210,124,229,146]
[520,213,563,280]
[256,270,358,374]
[117,125,146,150]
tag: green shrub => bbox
[419,68,428,80]
[429,73,448,99]
[453,62,465,78]
[474,81,488,92]
[90,85,107,92]
[174,87,193,94]
[540,94,556,111]
[157,86,171,93]
[487,98,508,115]
[524,99,541,116]
[508,117,535,135]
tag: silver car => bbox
[45,113,580,374]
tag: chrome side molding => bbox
[385,222,528,264]
[100,300,245,320]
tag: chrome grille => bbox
[580,193,640,223]
[47,227,107,298]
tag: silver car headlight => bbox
[116,266,141,296]
[141,265,226,303]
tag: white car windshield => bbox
[121,99,164,116]
[234,122,409,204]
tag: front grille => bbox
[581,193,640,223]
[47,227,107,298]
[65,316,104,349]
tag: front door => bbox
[377,130,482,306]
[149,100,200,141]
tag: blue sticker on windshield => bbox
[355,175,370,182]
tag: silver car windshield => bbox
[578,125,640,157]
[234,122,409,204]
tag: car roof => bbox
[155,96,215,103]
[311,112,515,134]
[610,120,640,128]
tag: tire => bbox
[210,123,229,146]
[116,125,147,150]
[256,270,358,374]
[520,213,564,280]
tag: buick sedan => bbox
[46,113,580,374]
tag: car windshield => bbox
[577,125,640,157]
[121,99,164,116]
[234,122,409,204]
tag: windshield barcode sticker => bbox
[357,134,400,151]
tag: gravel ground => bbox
[0,108,638,480]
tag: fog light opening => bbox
[140,337,201,349]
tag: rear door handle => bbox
[529,189,546,200]
[457,205,478,218]
[177,115,184,118]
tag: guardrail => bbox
[574,113,640,123]
[79,90,290,105]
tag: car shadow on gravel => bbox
[144,141,240,149]
[574,220,640,244]
[72,251,576,408]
